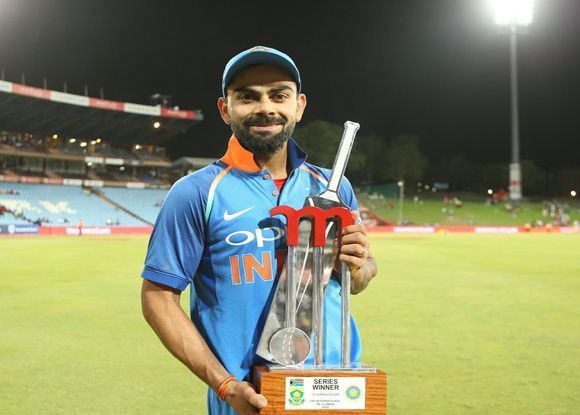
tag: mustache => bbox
[243,115,287,127]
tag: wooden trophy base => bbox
[253,365,387,414]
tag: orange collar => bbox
[220,136,261,172]
[220,135,307,173]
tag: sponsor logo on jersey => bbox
[223,206,255,221]
[225,226,284,247]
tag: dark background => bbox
[1,0,578,171]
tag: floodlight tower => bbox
[397,180,404,225]
[493,0,534,201]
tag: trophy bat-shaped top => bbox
[270,205,355,247]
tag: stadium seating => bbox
[100,187,167,224]
[0,183,152,226]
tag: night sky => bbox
[1,0,578,171]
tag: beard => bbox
[231,115,295,156]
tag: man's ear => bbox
[295,93,307,123]
[217,96,231,124]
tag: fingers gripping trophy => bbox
[253,122,387,414]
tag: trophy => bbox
[253,122,387,414]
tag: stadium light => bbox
[80,142,87,148]
[52,134,58,139]
[69,138,76,143]
[153,121,161,129]
[397,180,404,225]
[572,190,577,197]
[487,189,493,195]
[493,0,534,26]
[492,0,534,202]
[90,140,97,145]
[96,138,102,143]
[135,144,142,150]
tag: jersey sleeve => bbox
[141,176,207,291]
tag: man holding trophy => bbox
[141,46,380,415]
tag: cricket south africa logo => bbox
[288,378,305,406]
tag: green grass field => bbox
[360,195,580,226]
[1,234,580,414]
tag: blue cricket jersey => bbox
[142,136,362,410]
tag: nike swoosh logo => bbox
[223,206,255,221]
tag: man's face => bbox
[218,64,307,156]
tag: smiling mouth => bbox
[249,124,283,132]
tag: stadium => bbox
[0,78,207,235]
[1,78,577,235]
[1,1,579,415]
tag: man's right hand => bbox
[141,281,265,413]
[225,381,268,414]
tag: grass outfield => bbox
[1,234,579,414]
[360,196,580,226]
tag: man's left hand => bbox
[336,211,377,294]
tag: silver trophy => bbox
[257,121,360,368]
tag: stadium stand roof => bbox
[0,80,203,144]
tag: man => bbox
[141,46,377,415]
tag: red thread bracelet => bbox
[216,375,237,401]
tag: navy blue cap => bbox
[222,46,301,96]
